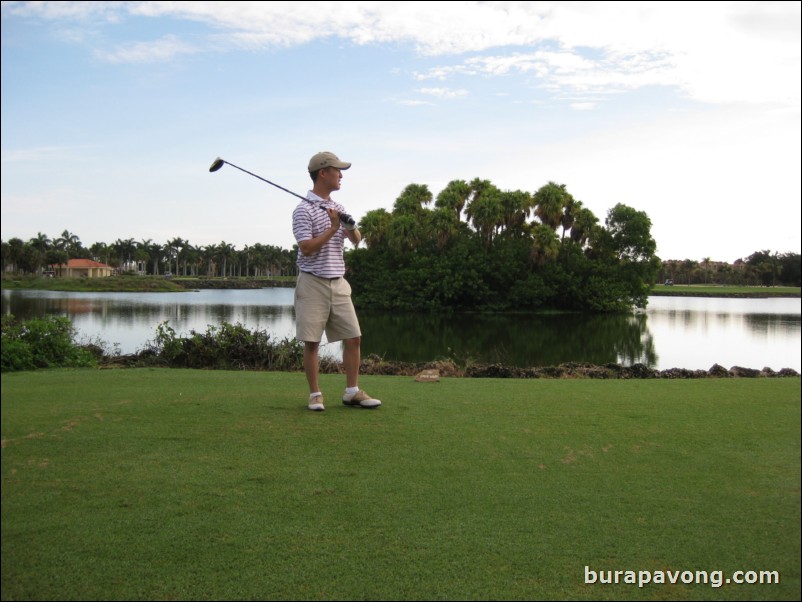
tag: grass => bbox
[0,275,296,293]
[650,284,800,297]
[2,370,800,601]
[0,275,187,293]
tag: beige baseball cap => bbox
[308,151,351,172]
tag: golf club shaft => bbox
[215,159,307,202]
[209,157,356,228]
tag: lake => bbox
[2,289,800,372]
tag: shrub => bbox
[147,321,304,371]
[1,315,97,372]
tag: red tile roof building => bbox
[55,259,114,278]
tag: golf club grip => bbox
[311,203,356,228]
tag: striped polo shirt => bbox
[292,191,348,279]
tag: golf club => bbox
[209,157,356,228]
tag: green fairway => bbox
[650,284,800,297]
[2,370,800,600]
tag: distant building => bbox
[55,258,114,278]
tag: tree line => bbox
[0,232,297,278]
[2,178,799,310]
[658,252,801,287]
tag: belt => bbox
[301,271,342,280]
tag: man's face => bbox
[319,167,343,192]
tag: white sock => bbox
[309,392,322,400]
[345,386,359,397]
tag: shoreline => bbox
[98,353,800,379]
[2,277,800,298]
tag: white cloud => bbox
[2,0,122,21]
[95,34,199,63]
[6,2,799,106]
[417,87,468,99]
[1,146,89,163]
[396,99,434,107]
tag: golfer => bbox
[292,151,381,411]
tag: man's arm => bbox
[344,227,361,246]
[298,208,341,256]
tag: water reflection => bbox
[2,289,799,371]
[643,296,800,371]
[358,311,657,367]
[1,289,298,354]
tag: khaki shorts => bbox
[295,272,361,343]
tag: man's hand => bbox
[326,207,341,230]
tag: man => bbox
[292,151,381,411]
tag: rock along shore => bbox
[349,357,800,379]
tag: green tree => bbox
[215,241,236,277]
[747,250,780,287]
[465,179,502,248]
[533,182,570,230]
[56,230,84,258]
[430,207,462,249]
[89,242,112,266]
[499,190,533,233]
[393,183,432,215]
[28,232,52,254]
[18,243,44,274]
[114,238,137,271]
[139,239,163,275]
[604,203,657,262]
[387,214,421,253]
[6,238,25,273]
[778,252,801,286]
[435,179,472,222]
[359,209,392,248]
[569,207,599,247]
[530,224,560,266]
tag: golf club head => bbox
[209,157,225,172]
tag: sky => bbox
[2,1,800,262]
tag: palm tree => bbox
[139,239,163,275]
[89,241,112,266]
[393,183,433,215]
[560,196,581,240]
[201,244,217,276]
[435,179,472,222]
[29,232,52,253]
[56,230,83,258]
[569,207,599,248]
[251,243,268,277]
[467,194,502,248]
[29,232,53,274]
[359,209,392,248]
[215,241,236,277]
[6,238,25,273]
[113,238,137,272]
[465,179,502,248]
[184,243,201,276]
[430,207,461,249]
[499,190,533,233]
[530,224,560,266]
[533,182,569,231]
[387,215,420,253]
[165,237,186,275]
